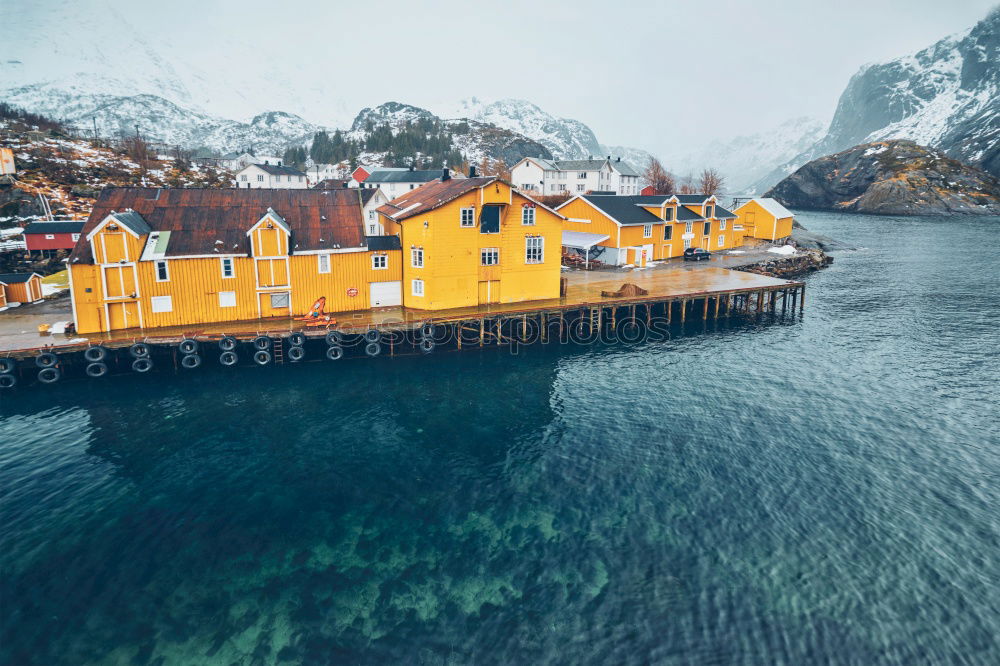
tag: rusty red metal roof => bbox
[376,177,496,221]
[70,188,368,264]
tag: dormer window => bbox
[663,207,674,222]
[705,204,714,218]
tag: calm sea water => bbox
[1,212,999,665]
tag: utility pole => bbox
[92,116,98,142]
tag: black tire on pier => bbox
[85,362,108,378]
[0,358,15,374]
[288,332,307,347]
[420,338,435,354]
[326,345,343,360]
[325,331,342,346]
[287,345,305,362]
[132,358,153,373]
[83,346,107,363]
[365,341,381,357]
[35,352,58,369]
[253,350,271,365]
[253,336,271,350]
[37,367,61,384]
[0,374,16,389]
[180,354,202,369]
[218,336,238,352]
[129,343,150,358]
[219,351,238,366]
[178,339,199,355]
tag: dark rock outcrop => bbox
[766,140,1000,216]
[737,250,833,279]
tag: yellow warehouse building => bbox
[733,197,795,242]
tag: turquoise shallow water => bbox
[1,212,999,665]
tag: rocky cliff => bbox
[766,140,1000,215]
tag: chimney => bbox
[606,155,611,160]
[441,167,451,181]
[616,157,621,162]
[469,165,477,178]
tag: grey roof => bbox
[714,205,737,219]
[610,160,640,177]
[110,210,152,235]
[580,195,663,225]
[553,159,608,171]
[366,169,445,184]
[673,194,711,204]
[366,235,402,251]
[23,220,85,234]
[0,272,40,284]
[675,206,705,222]
[254,163,307,177]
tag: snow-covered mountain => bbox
[446,98,603,160]
[673,117,827,193]
[756,7,999,190]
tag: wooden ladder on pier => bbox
[589,306,601,330]
[273,338,284,364]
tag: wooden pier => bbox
[0,267,805,389]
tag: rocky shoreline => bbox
[735,249,833,279]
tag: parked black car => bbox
[683,248,711,261]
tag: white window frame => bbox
[270,292,290,309]
[317,254,331,274]
[525,236,544,264]
[72,233,81,241]
[664,208,674,222]
[718,234,725,247]
[368,210,376,220]
[150,295,172,313]
[481,247,499,266]
[44,234,55,240]
[371,254,388,270]
[460,207,475,227]
[257,174,264,182]
[411,247,423,268]
[220,257,235,279]
[218,291,237,308]
[643,224,652,238]
[155,259,169,282]
[683,238,692,249]
[664,225,673,241]
[685,222,693,234]
[706,205,714,218]
[720,219,727,230]
[522,207,536,225]
[411,278,424,296]
[703,221,711,236]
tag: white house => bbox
[222,153,284,171]
[511,156,641,196]
[360,188,390,236]
[361,167,464,200]
[235,163,309,189]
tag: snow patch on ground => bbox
[767,245,797,256]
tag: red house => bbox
[351,165,371,186]
[640,185,658,196]
[23,220,85,255]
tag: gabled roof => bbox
[553,159,608,171]
[359,189,380,205]
[753,198,794,219]
[366,169,449,184]
[250,163,307,177]
[676,206,705,222]
[609,160,640,177]
[23,221,85,234]
[71,188,368,264]
[0,272,41,284]
[673,194,714,205]
[714,205,737,220]
[573,195,664,226]
[377,177,495,220]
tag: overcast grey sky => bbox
[8,0,998,155]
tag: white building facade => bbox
[511,157,641,196]
[235,163,309,189]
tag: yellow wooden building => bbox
[376,173,564,309]
[0,272,43,305]
[68,188,402,334]
[555,194,743,266]
[733,198,794,241]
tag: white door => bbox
[370,281,401,307]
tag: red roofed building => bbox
[23,221,86,255]
[351,166,372,186]
[640,185,658,196]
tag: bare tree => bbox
[643,157,675,194]
[678,174,696,194]
[477,156,511,180]
[699,168,725,195]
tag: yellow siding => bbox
[557,198,620,250]
[735,200,794,241]
[70,251,403,334]
[397,183,561,310]
[2,277,41,304]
